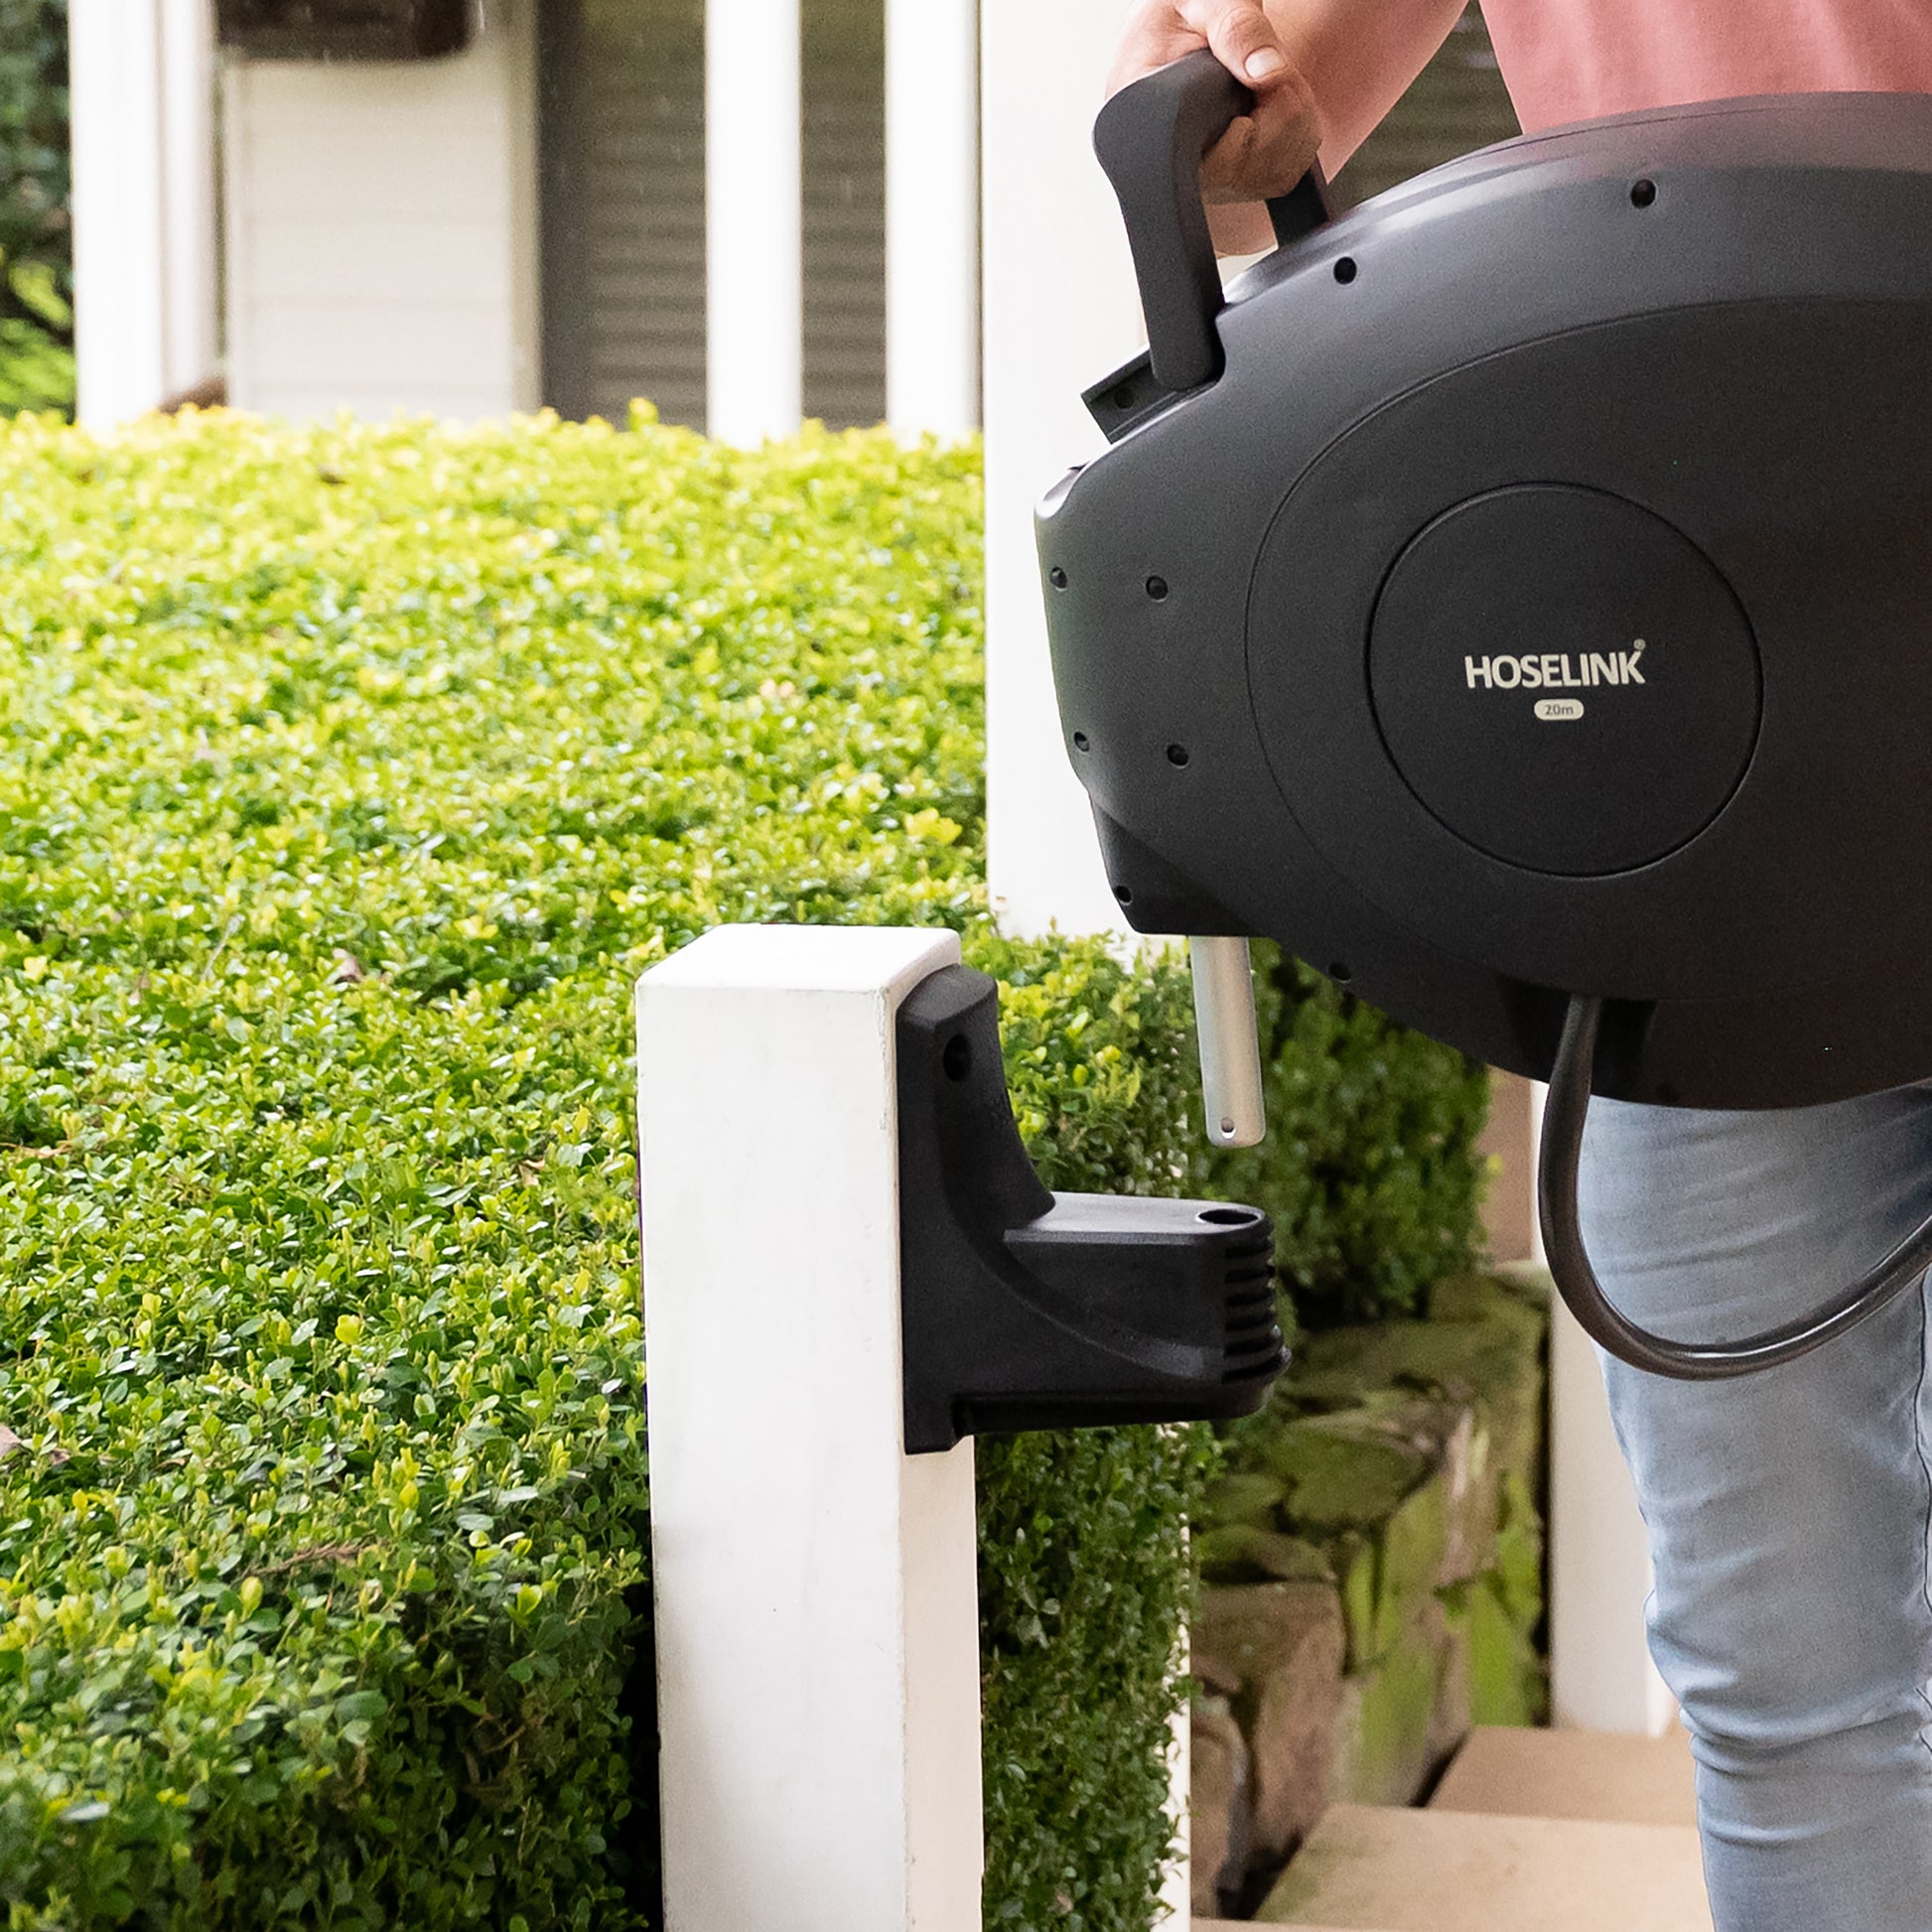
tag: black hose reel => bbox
[1039,54,1932,1379]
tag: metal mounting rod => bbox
[1189,934,1266,1148]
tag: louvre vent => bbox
[539,0,889,434]
[802,0,887,429]
[539,0,710,430]
[1220,1231,1285,1384]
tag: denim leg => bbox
[1578,1086,1932,1932]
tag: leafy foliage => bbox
[978,1425,1216,1932]
[0,408,1212,1930]
[972,937,1213,1930]
[1199,945,1491,1327]
[0,0,71,416]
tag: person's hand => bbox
[1108,1,1322,246]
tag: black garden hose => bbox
[1539,994,1932,1378]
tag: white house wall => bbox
[221,0,540,422]
[980,0,1142,942]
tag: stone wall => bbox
[1190,1273,1548,1917]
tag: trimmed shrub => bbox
[1199,945,1491,1328]
[979,1425,1215,1931]
[975,938,1213,1930]
[0,0,72,417]
[0,408,1205,1930]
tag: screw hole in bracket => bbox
[1145,574,1170,601]
[1072,731,1090,753]
[1166,744,1190,767]
[1333,256,1358,285]
[1113,885,1134,905]
[1631,178,1657,207]
[1048,566,1068,589]
[942,1034,974,1082]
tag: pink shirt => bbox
[1478,0,1932,131]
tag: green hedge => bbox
[0,0,72,417]
[0,409,1212,1930]
[976,939,1212,1930]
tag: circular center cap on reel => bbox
[1368,485,1760,876]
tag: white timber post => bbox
[159,0,217,405]
[981,0,1141,940]
[707,0,803,443]
[69,0,218,427]
[885,0,980,439]
[637,924,984,1932]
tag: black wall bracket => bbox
[897,964,1285,1454]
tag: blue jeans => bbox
[1580,1087,1932,1932]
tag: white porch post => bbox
[706,0,803,443]
[885,0,980,439]
[980,0,1140,940]
[1550,1297,1675,1734]
[69,0,217,427]
[159,0,217,407]
[1531,1080,1670,1734]
[637,924,984,1932]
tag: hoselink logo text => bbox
[1464,640,1647,691]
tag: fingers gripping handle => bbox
[1093,48,1331,393]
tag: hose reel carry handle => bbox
[1093,47,1332,393]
